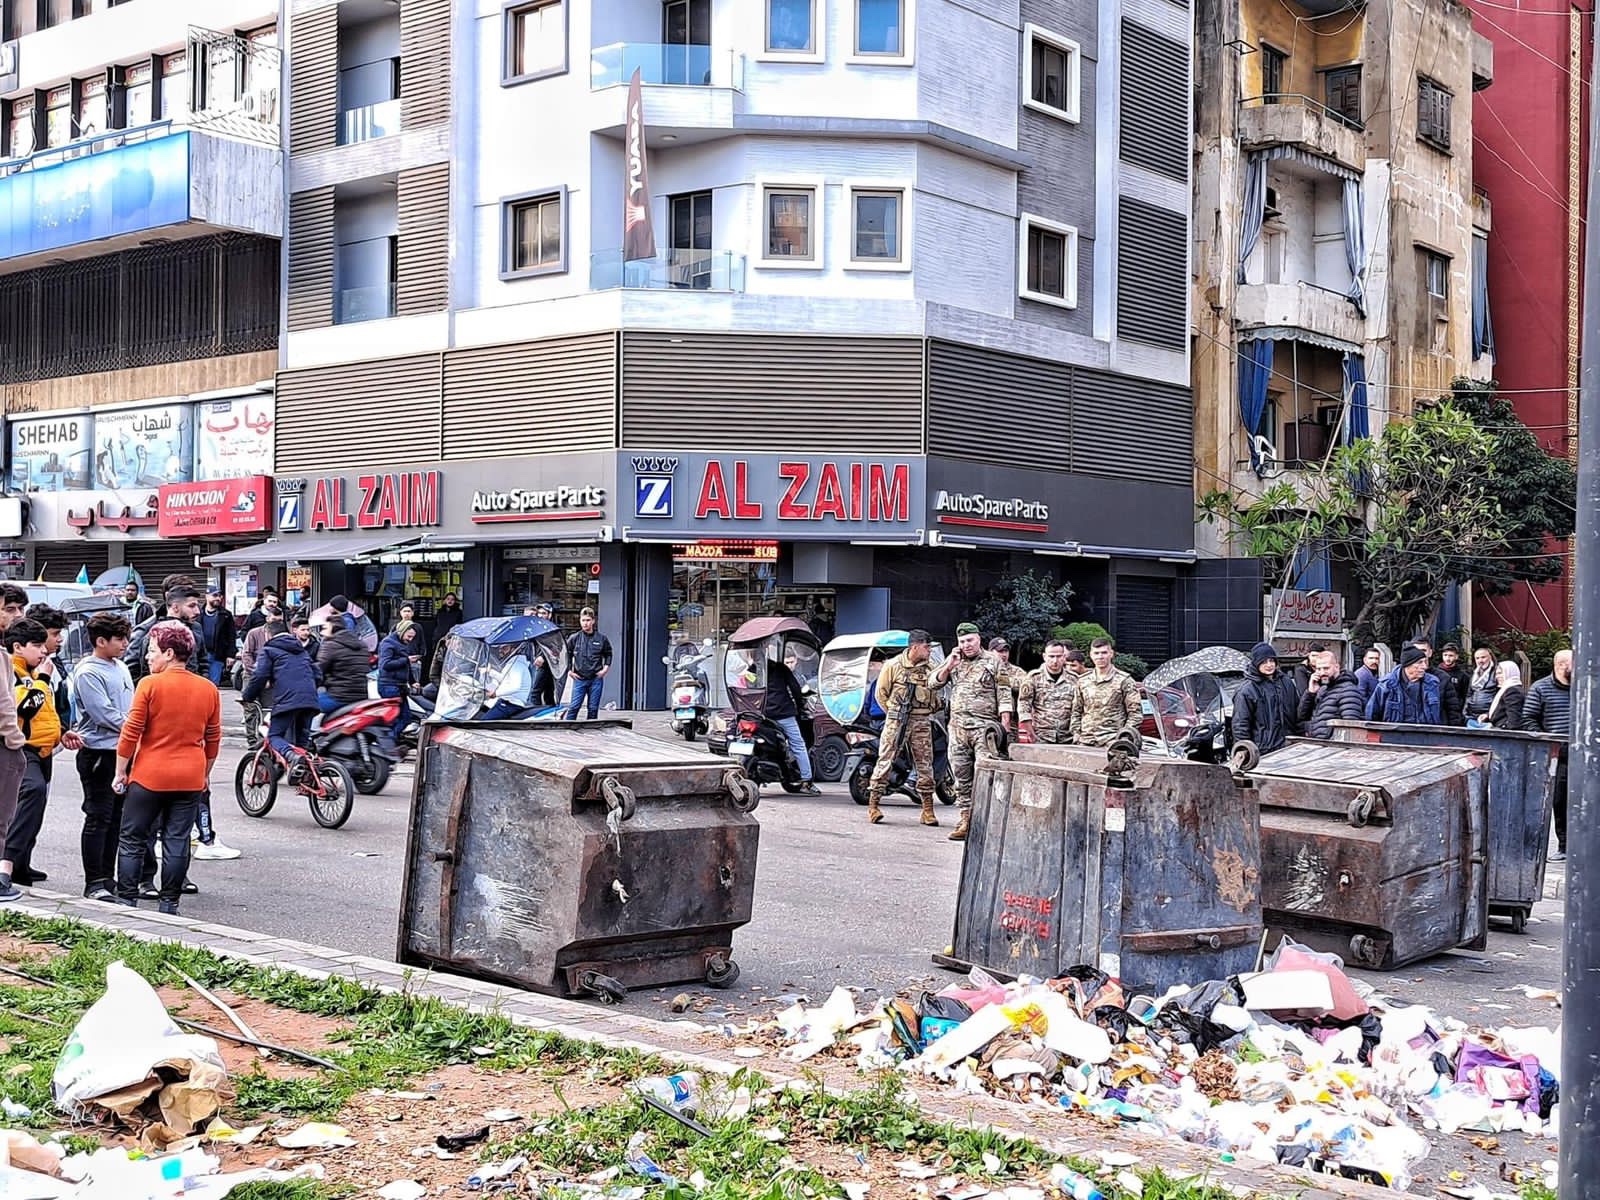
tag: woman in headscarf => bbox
[1485,660,1526,730]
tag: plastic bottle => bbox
[1048,1164,1107,1200]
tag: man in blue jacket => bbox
[241,616,322,777]
[1365,644,1443,725]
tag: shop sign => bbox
[1269,589,1345,634]
[156,475,272,538]
[674,541,779,562]
[0,546,25,579]
[300,470,442,531]
[8,414,93,492]
[932,489,1049,534]
[67,493,160,534]
[93,403,195,488]
[194,395,275,481]
[470,484,605,524]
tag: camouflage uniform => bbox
[868,652,940,823]
[997,661,1028,729]
[1020,666,1077,743]
[1071,666,1143,747]
[942,651,1010,811]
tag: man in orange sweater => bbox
[6,618,81,890]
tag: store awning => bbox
[202,535,405,565]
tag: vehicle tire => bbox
[935,770,957,805]
[780,779,806,794]
[848,763,872,806]
[308,760,356,829]
[811,734,848,783]
[352,755,390,796]
[235,752,277,818]
[681,724,697,742]
[578,970,627,1005]
[705,955,740,989]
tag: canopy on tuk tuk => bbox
[436,617,566,721]
[724,618,823,715]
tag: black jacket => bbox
[1233,668,1300,753]
[433,603,465,642]
[242,633,321,712]
[198,606,238,663]
[762,658,808,722]
[1523,675,1570,740]
[566,628,614,679]
[1463,668,1499,719]
[1486,685,1525,730]
[317,629,371,705]
[125,612,208,681]
[1433,666,1465,726]
[1296,671,1367,739]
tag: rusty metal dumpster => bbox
[397,720,761,1002]
[1250,740,1489,969]
[935,745,1262,995]
[1330,721,1559,934]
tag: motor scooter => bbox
[844,713,957,807]
[665,639,715,741]
[313,698,402,794]
[728,709,815,792]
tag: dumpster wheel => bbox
[576,970,627,1005]
[1229,740,1261,773]
[705,954,741,989]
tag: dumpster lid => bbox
[1329,719,1566,747]
[1252,739,1485,812]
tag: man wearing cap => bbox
[866,629,941,826]
[1231,641,1301,753]
[529,602,558,707]
[1019,639,1076,744]
[1365,643,1443,725]
[930,622,1010,842]
[988,637,1028,736]
[198,586,237,689]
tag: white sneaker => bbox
[192,840,242,861]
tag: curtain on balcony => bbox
[1342,179,1366,317]
[1237,147,1366,314]
[1239,337,1275,473]
[1472,232,1495,359]
[1237,153,1267,283]
[1342,351,1370,442]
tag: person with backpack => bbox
[5,618,82,888]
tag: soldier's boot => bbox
[867,791,886,824]
[919,794,939,826]
[948,809,971,841]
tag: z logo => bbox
[635,475,673,519]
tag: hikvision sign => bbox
[933,490,1050,533]
[471,485,606,524]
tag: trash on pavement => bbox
[466,1155,527,1190]
[275,1122,357,1149]
[624,1131,679,1187]
[377,1182,427,1200]
[51,962,229,1150]
[435,1124,490,1152]
[49,1145,324,1199]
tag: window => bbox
[159,51,190,118]
[123,62,153,128]
[1261,44,1286,101]
[1024,24,1080,123]
[335,235,397,323]
[76,76,107,138]
[1423,249,1448,299]
[1417,76,1451,150]
[853,0,910,60]
[1018,213,1078,309]
[6,97,35,159]
[670,191,713,289]
[504,0,567,84]
[761,184,820,265]
[1324,65,1361,126]
[44,85,70,148]
[502,189,566,278]
[850,188,903,265]
[766,0,819,56]
[339,58,401,144]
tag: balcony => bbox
[590,249,747,292]
[591,43,744,90]
[1236,281,1365,347]
[0,122,282,264]
[1238,95,1365,173]
[336,282,396,324]
[340,97,400,146]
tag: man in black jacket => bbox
[1524,649,1573,860]
[198,587,237,688]
[563,607,613,720]
[1296,650,1367,738]
[763,652,820,795]
[317,616,372,711]
[1233,642,1300,754]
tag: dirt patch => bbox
[156,986,350,1083]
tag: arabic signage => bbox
[94,403,194,488]
[470,484,605,524]
[157,475,272,538]
[8,415,92,492]
[195,395,275,481]
[1269,589,1346,634]
[304,470,443,531]
[622,453,924,538]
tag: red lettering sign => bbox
[868,463,910,522]
[997,889,1057,940]
[696,462,732,519]
[699,459,912,522]
[309,471,441,531]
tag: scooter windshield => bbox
[1151,671,1227,757]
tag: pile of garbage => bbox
[739,940,1561,1192]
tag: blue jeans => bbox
[268,709,313,760]
[379,683,415,743]
[776,716,813,781]
[565,675,603,719]
[207,659,226,686]
[481,700,535,721]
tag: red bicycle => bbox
[234,736,356,830]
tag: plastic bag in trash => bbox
[916,993,974,1023]
[1266,938,1368,1021]
[1091,1006,1132,1041]
[1152,979,1245,1054]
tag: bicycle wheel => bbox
[234,751,278,817]
[307,759,355,829]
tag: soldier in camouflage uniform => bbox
[1019,639,1076,744]
[866,629,941,827]
[988,638,1029,734]
[1070,636,1143,747]
[930,621,1011,842]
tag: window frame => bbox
[848,0,915,66]
[1417,75,1452,151]
[501,0,569,87]
[757,178,825,269]
[500,186,568,280]
[1422,248,1449,300]
[1260,43,1287,101]
[1022,23,1081,124]
[760,0,825,62]
[1322,63,1361,127]
[844,183,909,271]
[1017,212,1079,310]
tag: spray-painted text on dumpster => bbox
[998,890,1055,939]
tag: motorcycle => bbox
[313,698,402,794]
[844,713,957,807]
[722,616,844,789]
[665,639,715,741]
[728,709,815,792]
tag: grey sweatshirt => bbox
[70,655,134,750]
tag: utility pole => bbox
[1564,10,1600,1192]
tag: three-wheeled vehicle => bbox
[719,616,847,787]
[818,631,956,808]
[1141,646,1255,762]
[434,615,570,723]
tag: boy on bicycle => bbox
[240,616,322,779]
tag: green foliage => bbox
[972,571,1074,657]
[1113,652,1149,680]
[1489,628,1570,682]
[1054,621,1110,650]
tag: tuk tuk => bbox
[1141,646,1253,761]
[434,615,569,722]
[59,593,134,673]
[715,616,846,782]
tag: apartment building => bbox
[0,0,283,587]
[1192,0,1495,655]
[212,0,1208,703]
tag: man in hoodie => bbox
[376,620,422,747]
[317,614,372,712]
[0,586,33,901]
[1296,649,1367,739]
[1523,648,1573,860]
[242,614,323,777]
[6,618,83,887]
[1365,644,1442,725]
[327,595,359,635]
[1232,642,1300,753]
[198,587,238,687]
[71,612,133,902]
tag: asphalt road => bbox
[16,705,1566,1029]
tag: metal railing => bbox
[335,283,397,324]
[0,118,184,178]
[1240,92,1364,132]
[589,249,747,293]
[591,42,744,90]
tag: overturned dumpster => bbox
[937,744,1262,995]
[1250,740,1489,970]
[1330,720,1560,933]
[398,720,761,1002]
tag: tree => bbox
[972,571,1075,658]
[1200,402,1526,648]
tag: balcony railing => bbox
[339,97,400,145]
[0,118,181,177]
[1240,92,1363,132]
[590,249,747,293]
[591,42,743,90]
[335,283,397,324]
